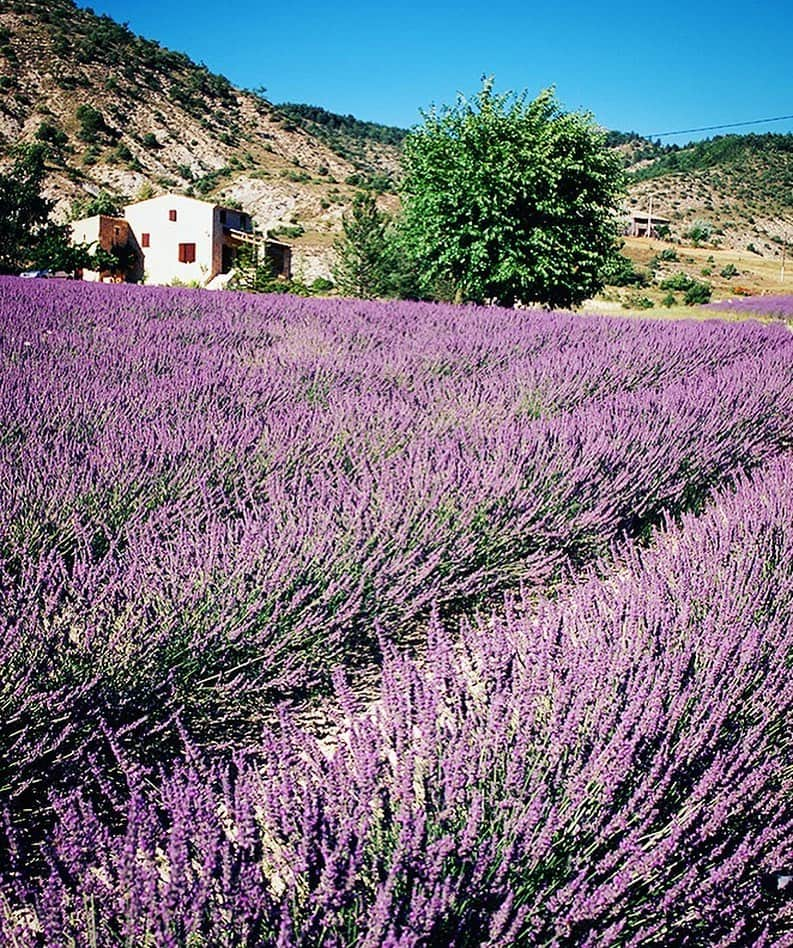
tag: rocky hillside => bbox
[275,103,405,187]
[623,133,793,258]
[0,0,399,279]
[2,0,791,282]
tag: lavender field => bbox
[1,276,792,945]
[705,293,793,322]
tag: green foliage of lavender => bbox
[1,277,793,942]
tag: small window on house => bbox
[219,209,227,224]
[178,243,196,264]
[169,209,177,222]
[141,233,150,248]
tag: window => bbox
[141,233,150,248]
[178,243,196,264]
[169,209,177,222]
[219,209,227,224]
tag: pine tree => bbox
[332,191,393,299]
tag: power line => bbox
[648,113,793,139]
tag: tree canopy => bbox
[400,80,625,308]
[0,144,90,274]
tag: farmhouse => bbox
[627,213,670,238]
[71,193,291,287]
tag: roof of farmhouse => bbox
[629,212,671,223]
[71,194,276,235]
[124,193,251,214]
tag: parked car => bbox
[19,269,72,279]
[20,269,52,278]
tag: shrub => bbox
[604,254,649,287]
[111,143,132,163]
[75,104,107,142]
[269,224,304,239]
[194,168,232,194]
[623,293,654,310]
[684,280,712,305]
[279,170,311,184]
[82,145,100,166]
[684,220,712,244]
[660,272,694,292]
[70,191,125,220]
[34,122,68,150]
[720,264,739,279]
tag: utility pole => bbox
[781,229,787,284]
[647,194,653,239]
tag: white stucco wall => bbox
[70,215,102,246]
[70,216,103,281]
[124,195,217,286]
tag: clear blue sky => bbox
[82,0,793,144]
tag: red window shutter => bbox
[178,243,196,263]
[169,209,177,222]
[141,233,150,248]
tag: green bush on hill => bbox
[659,272,712,304]
[630,133,793,183]
[276,103,408,146]
[604,254,651,287]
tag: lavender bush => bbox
[3,456,792,945]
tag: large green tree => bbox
[400,80,625,308]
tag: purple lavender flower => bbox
[1,277,793,944]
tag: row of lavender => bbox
[705,293,793,321]
[3,281,793,704]
[2,279,793,836]
[3,454,792,946]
